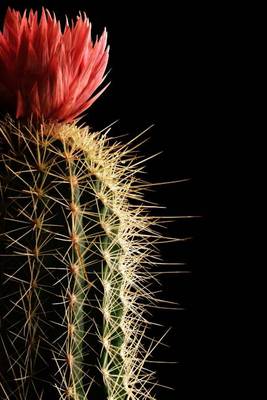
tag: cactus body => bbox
[0,118,160,400]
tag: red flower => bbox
[0,7,109,122]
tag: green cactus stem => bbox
[0,117,164,400]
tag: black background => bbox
[0,1,213,399]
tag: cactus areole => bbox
[0,7,169,400]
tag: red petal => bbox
[16,90,25,118]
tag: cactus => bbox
[0,8,176,400]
